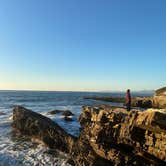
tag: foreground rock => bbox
[12,106,76,153]
[76,106,166,165]
[12,106,166,165]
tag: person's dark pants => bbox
[126,102,131,111]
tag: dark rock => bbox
[62,110,74,116]
[131,97,153,108]
[48,110,63,114]
[84,96,125,103]
[12,106,76,153]
[64,116,74,121]
[0,112,6,115]
[153,87,166,108]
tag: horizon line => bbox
[0,89,155,93]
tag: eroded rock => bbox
[77,106,166,165]
[12,106,76,153]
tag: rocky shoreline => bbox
[84,87,166,109]
[12,105,166,165]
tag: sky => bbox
[0,0,165,91]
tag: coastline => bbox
[12,105,166,165]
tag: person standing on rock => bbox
[125,89,131,111]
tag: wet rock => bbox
[62,110,74,116]
[64,116,74,121]
[12,106,76,153]
[0,112,6,115]
[48,110,63,114]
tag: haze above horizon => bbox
[0,0,165,91]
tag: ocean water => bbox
[0,91,153,166]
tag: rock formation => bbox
[155,87,166,96]
[153,87,166,108]
[84,87,166,109]
[12,105,166,165]
[0,112,6,115]
[77,105,166,165]
[48,110,63,114]
[62,110,74,116]
[12,106,76,153]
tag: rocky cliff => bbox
[12,106,166,166]
[153,87,166,108]
[76,105,166,165]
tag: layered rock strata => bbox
[77,105,166,165]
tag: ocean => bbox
[0,90,153,166]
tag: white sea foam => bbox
[0,136,71,166]
[0,113,71,166]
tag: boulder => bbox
[0,112,6,115]
[48,110,63,114]
[62,110,74,116]
[12,106,76,153]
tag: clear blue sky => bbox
[0,0,165,91]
